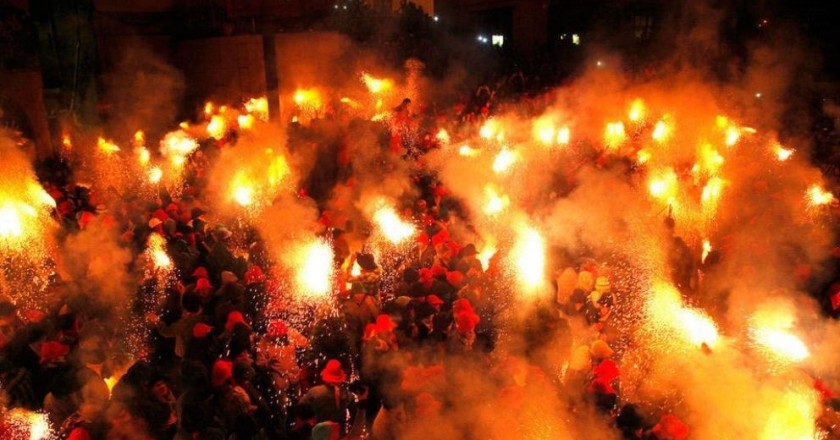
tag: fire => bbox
[701,240,712,264]
[479,119,500,140]
[147,233,172,270]
[717,115,755,147]
[340,97,361,108]
[652,118,671,142]
[237,114,255,130]
[4,409,53,440]
[61,134,72,150]
[636,149,652,164]
[231,172,255,207]
[148,166,163,184]
[436,129,450,144]
[698,143,725,176]
[482,185,510,216]
[136,147,151,166]
[750,306,810,364]
[646,282,720,349]
[267,153,291,187]
[160,130,198,165]
[207,115,227,140]
[511,224,546,294]
[648,168,679,201]
[806,184,835,207]
[556,126,571,145]
[0,202,24,238]
[372,203,416,244]
[459,145,479,157]
[244,97,269,120]
[362,73,392,94]
[532,117,556,145]
[477,244,497,271]
[295,239,334,299]
[492,148,517,174]
[293,88,320,107]
[628,98,646,122]
[760,389,819,440]
[0,183,55,251]
[604,121,626,148]
[97,137,121,155]
[701,176,726,206]
[104,376,118,396]
[204,101,215,116]
[134,130,145,145]
[774,143,794,161]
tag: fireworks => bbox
[146,233,172,271]
[648,168,679,201]
[362,73,392,94]
[244,97,269,121]
[3,409,52,440]
[492,148,517,174]
[372,202,415,244]
[97,137,121,155]
[749,305,810,364]
[651,118,672,142]
[646,282,720,349]
[760,389,820,440]
[482,185,511,216]
[604,121,626,148]
[511,224,546,295]
[207,115,227,140]
[556,126,571,145]
[774,143,794,161]
[806,184,835,207]
[628,98,646,122]
[294,239,334,300]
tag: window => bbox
[633,14,654,40]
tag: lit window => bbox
[572,34,580,45]
[492,35,504,47]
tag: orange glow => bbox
[459,145,479,157]
[652,118,672,142]
[231,172,255,207]
[148,166,163,184]
[61,134,72,150]
[647,282,720,348]
[5,409,53,440]
[648,168,679,201]
[295,239,334,299]
[556,126,571,145]
[372,202,416,244]
[267,153,291,187]
[492,148,517,174]
[511,224,546,295]
[362,73,393,94]
[204,101,215,117]
[136,147,151,165]
[244,97,269,120]
[806,184,835,207]
[637,149,652,164]
[237,114,255,130]
[477,244,496,271]
[293,88,321,107]
[479,119,500,140]
[773,143,794,161]
[97,137,121,155]
[701,176,726,206]
[207,115,227,140]
[436,129,450,144]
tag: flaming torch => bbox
[749,305,810,365]
[604,121,626,149]
[492,148,518,174]
[806,184,835,208]
[3,409,53,440]
[482,185,511,217]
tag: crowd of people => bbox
[2,78,840,440]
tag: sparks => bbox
[207,115,227,140]
[628,98,646,122]
[295,239,334,300]
[604,121,626,148]
[511,224,546,295]
[774,143,794,161]
[482,185,510,216]
[806,184,835,207]
[244,96,269,120]
[147,233,172,270]
[459,145,479,157]
[148,166,163,184]
[97,137,121,155]
[237,114,255,130]
[652,118,671,142]
[372,203,416,244]
[362,73,392,94]
[492,148,517,174]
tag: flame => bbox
[806,184,835,207]
[774,143,794,161]
[459,145,479,157]
[237,114,255,130]
[701,176,727,206]
[652,118,671,142]
[231,172,255,207]
[556,126,571,145]
[698,143,725,176]
[97,137,121,155]
[511,224,546,294]
[750,306,810,364]
[147,233,172,270]
[244,97,269,120]
[648,168,679,201]
[293,88,321,107]
[760,389,819,440]
[350,260,362,277]
[436,129,450,144]
[482,185,510,216]
[104,376,118,396]
[372,202,415,244]
[532,117,556,145]
[204,101,215,116]
[362,73,392,94]
[148,166,163,184]
[295,239,334,299]
[477,244,497,271]
[604,121,626,148]
[207,115,227,140]
[0,202,24,238]
[267,153,291,187]
[160,130,198,166]
[480,119,500,140]
[628,98,646,122]
[636,148,652,165]
[492,148,517,174]
[136,147,151,165]
[340,97,361,108]
[647,282,720,348]
[61,134,72,150]
[701,240,712,264]
[5,409,53,440]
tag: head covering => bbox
[446,271,465,288]
[430,264,447,278]
[431,231,448,246]
[455,311,480,333]
[225,311,248,333]
[78,211,96,229]
[244,265,266,285]
[426,294,444,306]
[195,277,212,291]
[375,314,397,333]
[266,320,288,339]
[452,298,474,315]
[39,341,70,364]
[193,323,213,338]
[320,359,346,384]
[459,243,478,258]
[152,209,169,222]
[192,266,208,279]
[651,414,690,440]
[590,340,614,360]
[211,359,234,387]
[593,359,620,383]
